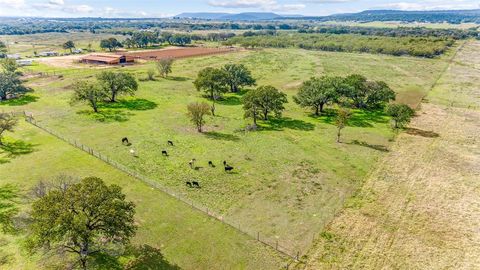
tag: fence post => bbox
[257,232,259,241]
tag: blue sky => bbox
[0,0,479,17]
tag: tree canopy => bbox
[193,67,229,116]
[243,85,288,122]
[0,72,30,101]
[0,113,18,145]
[294,76,344,115]
[71,80,107,113]
[28,177,136,270]
[386,103,415,129]
[342,74,396,109]
[222,64,256,93]
[156,58,174,78]
[97,71,138,102]
[62,40,75,53]
[187,102,211,132]
[100,37,123,52]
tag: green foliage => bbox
[222,64,256,92]
[193,67,229,116]
[1,58,18,74]
[385,103,415,129]
[0,72,30,101]
[0,184,19,233]
[187,102,211,132]
[146,68,155,81]
[243,85,287,123]
[62,40,75,53]
[294,76,344,115]
[225,33,454,58]
[100,37,123,52]
[97,71,138,102]
[0,113,18,145]
[335,107,352,143]
[0,40,6,56]
[71,80,108,113]
[342,74,396,109]
[27,177,136,270]
[156,58,174,78]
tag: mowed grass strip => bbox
[7,47,449,252]
[0,122,285,270]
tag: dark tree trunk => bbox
[211,99,216,116]
[319,103,324,113]
[337,128,342,143]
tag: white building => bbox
[16,59,33,66]
[6,53,21,59]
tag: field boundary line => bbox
[21,114,300,265]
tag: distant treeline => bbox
[224,33,455,58]
[304,10,480,24]
[298,26,479,40]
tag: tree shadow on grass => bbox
[406,128,440,138]
[100,99,158,111]
[166,76,189,82]
[258,117,315,131]
[313,108,388,128]
[0,139,37,158]
[204,131,240,141]
[91,245,181,270]
[0,95,39,106]
[77,109,133,123]
[348,139,389,152]
[217,95,242,106]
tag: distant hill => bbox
[175,12,301,21]
[288,9,480,24]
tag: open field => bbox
[0,121,285,269]
[0,43,455,257]
[300,41,480,269]
[0,32,126,57]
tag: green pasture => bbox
[1,47,451,256]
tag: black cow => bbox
[122,137,129,145]
[162,150,168,156]
[224,165,234,172]
[168,140,174,146]
[186,182,193,188]
[208,161,215,167]
[192,181,200,188]
[223,160,227,166]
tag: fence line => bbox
[21,113,302,264]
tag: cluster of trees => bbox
[100,37,123,51]
[294,75,396,115]
[194,64,255,116]
[0,59,30,101]
[191,64,290,132]
[71,71,138,112]
[122,31,192,49]
[225,33,454,58]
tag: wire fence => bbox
[20,113,303,265]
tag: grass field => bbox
[300,41,480,269]
[0,32,126,57]
[0,121,286,269]
[0,42,455,259]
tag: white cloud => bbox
[0,0,25,9]
[208,0,305,12]
[380,0,480,11]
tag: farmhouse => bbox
[80,54,135,65]
[38,51,58,57]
